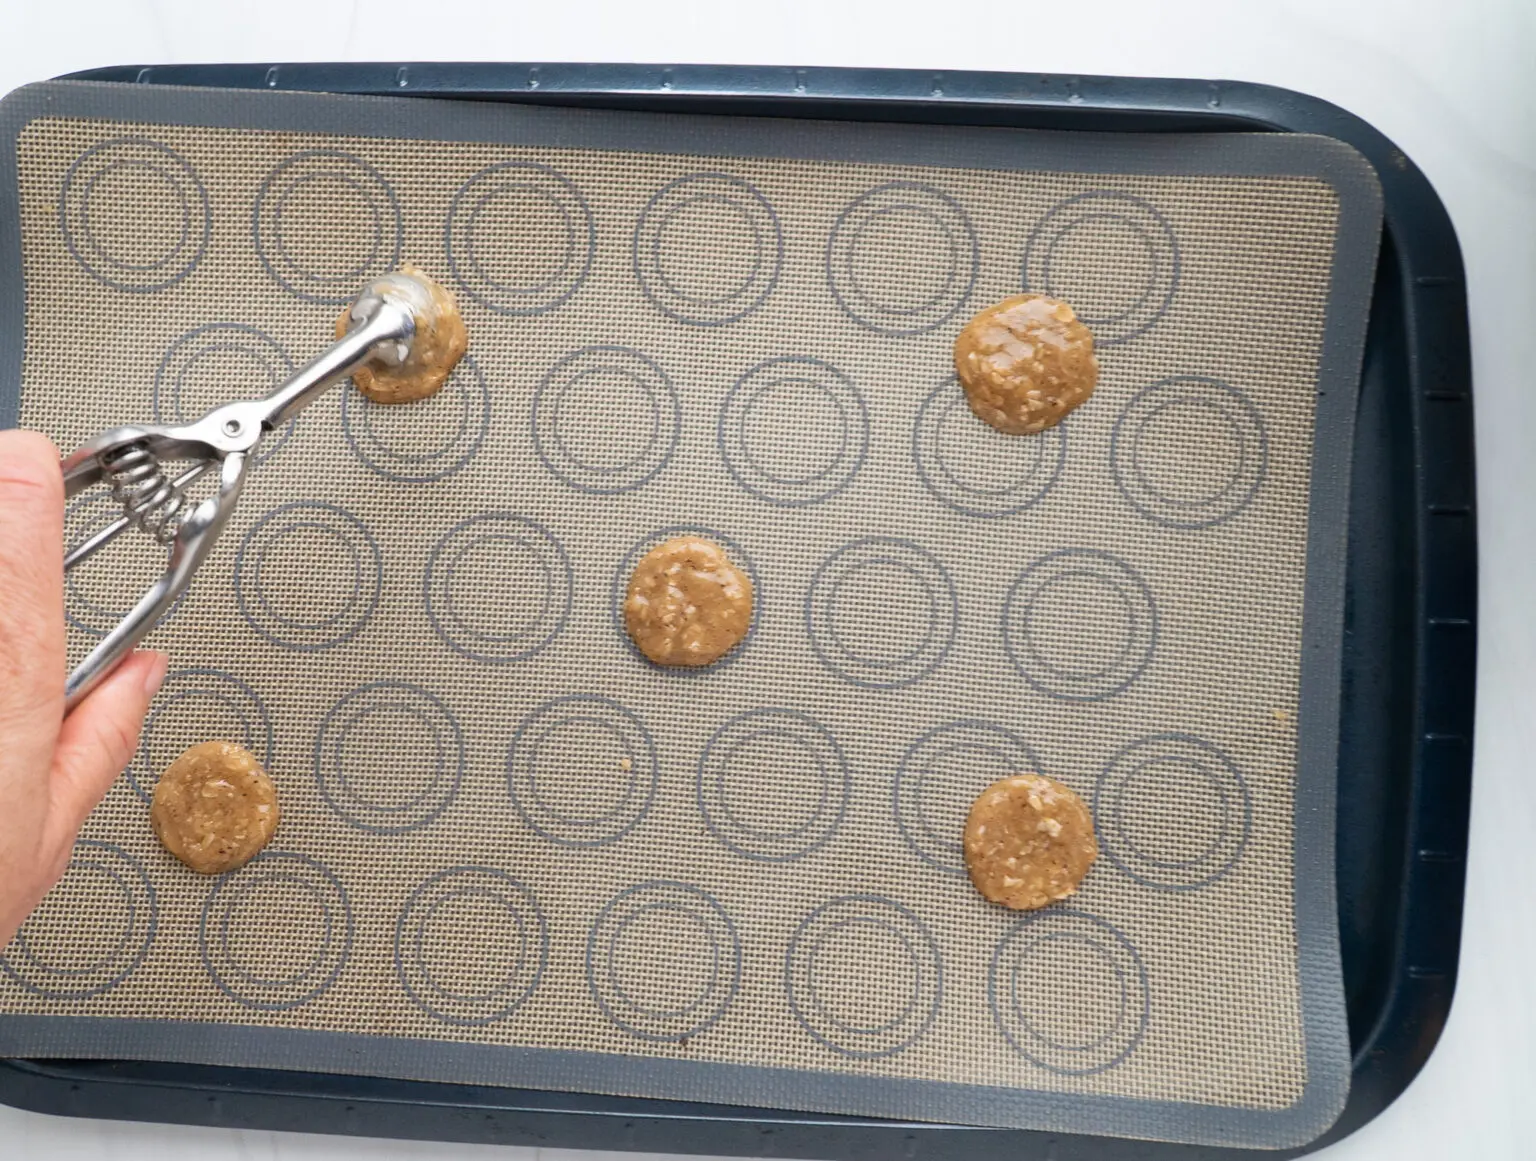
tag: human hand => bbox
[0,430,168,949]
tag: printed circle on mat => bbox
[610,526,763,675]
[1095,733,1251,891]
[805,537,957,689]
[155,324,296,466]
[587,881,742,1042]
[1,841,156,999]
[199,852,353,1011]
[133,669,273,806]
[895,721,1045,875]
[1001,548,1157,702]
[446,161,594,315]
[697,709,850,862]
[234,501,382,652]
[395,867,548,1026]
[59,136,210,292]
[507,694,659,847]
[718,356,869,507]
[343,353,491,483]
[314,681,465,834]
[912,376,1066,518]
[424,513,573,663]
[533,346,680,495]
[989,910,1149,1075]
[1022,191,1179,346]
[785,895,942,1059]
[633,173,784,325]
[254,150,401,304]
[827,181,979,335]
[63,492,186,638]
[1111,376,1268,529]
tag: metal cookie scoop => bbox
[59,269,461,711]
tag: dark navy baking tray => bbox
[0,63,1475,1160]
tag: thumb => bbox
[46,650,169,844]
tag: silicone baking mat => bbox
[0,81,1380,1149]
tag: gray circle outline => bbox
[423,513,574,664]
[394,866,549,1027]
[445,160,595,316]
[0,841,157,999]
[634,172,785,326]
[1110,376,1270,529]
[270,171,384,287]
[249,522,365,632]
[1021,190,1180,346]
[233,500,382,653]
[784,894,943,1059]
[313,680,466,835]
[506,693,659,848]
[1094,732,1253,890]
[697,708,851,863]
[1000,548,1158,702]
[58,136,210,292]
[717,356,869,508]
[826,181,980,336]
[79,160,189,272]
[198,851,353,1012]
[586,880,742,1042]
[532,346,680,495]
[805,537,958,689]
[253,149,402,305]
[987,909,1149,1074]
[912,377,1066,518]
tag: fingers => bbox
[0,431,67,813]
[0,430,65,719]
[46,650,168,845]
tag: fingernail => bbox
[142,652,169,698]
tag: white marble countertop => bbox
[1,0,1531,1156]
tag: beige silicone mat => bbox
[0,81,1381,1149]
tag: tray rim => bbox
[0,61,1475,1161]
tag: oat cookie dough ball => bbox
[964,773,1098,910]
[953,294,1098,434]
[624,536,755,667]
[335,262,468,404]
[150,741,281,875]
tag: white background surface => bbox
[0,0,1531,1157]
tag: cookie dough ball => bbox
[954,294,1098,434]
[151,741,280,875]
[335,262,468,404]
[964,773,1098,910]
[624,536,755,667]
